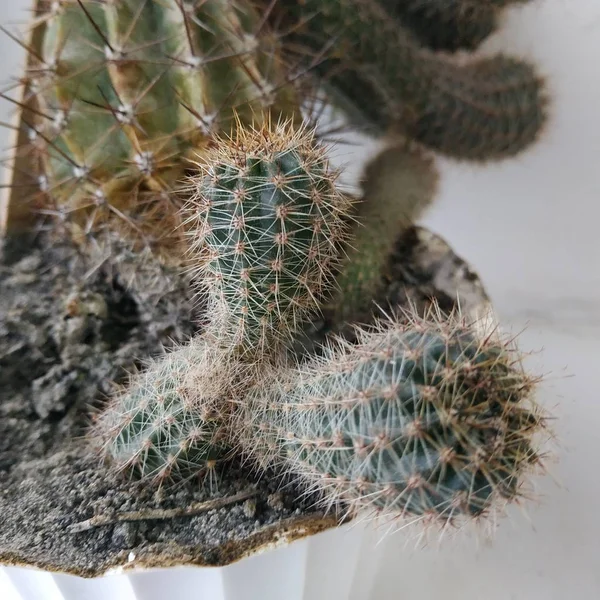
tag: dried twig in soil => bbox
[68,489,259,534]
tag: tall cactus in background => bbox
[237,307,547,523]
[181,119,353,354]
[11,0,301,254]
[263,0,546,160]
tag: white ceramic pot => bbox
[0,522,388,600]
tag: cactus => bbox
[330,142,439,324]
[238,307,547,523]
[16,0,300,253]
[181,119,353,354]
[268,0,547,160]
[91,335,235,484]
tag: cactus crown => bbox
[181,117,353,354]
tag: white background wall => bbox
[0,1,598,598]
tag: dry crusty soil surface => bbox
[0,227,487,576]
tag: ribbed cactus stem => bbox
[20,0,302,252]
[279,0,547,160]
[330,143,439,324]
[182,119,353,355]
[238,306,547,523]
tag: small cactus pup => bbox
[8,0,301,254]
[90,334,237,485]
[181,118,353,355]
[238,305,549,526]
[268,0,547,160]
[330,142,439,325]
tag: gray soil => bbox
[0,226,488,577]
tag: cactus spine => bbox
[182,120,353,354]
[270,0,546,160]
[22,0,300,252]
[238,308,546,522]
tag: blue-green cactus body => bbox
[93,336,231,483]
[242,313,544,521]
[183,123,351,352]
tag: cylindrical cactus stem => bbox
[181,118,353,355]
[90,334,237,485]
[238,306,548,524]
[275,0,547,160]
[330,142,439,325]
[16,0,302,252]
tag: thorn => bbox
[0,24,46,64]
[76,0,114,53]
[0,91,53,121]
[20,116,81,168]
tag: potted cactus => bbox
[0,1,552,599]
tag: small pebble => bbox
[242,499,257,519]
[112,522,138,549]
[267,492,285,512]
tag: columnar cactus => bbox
[18,0,301,252]
[266,0,546,160]
[181,120,353,354]
[91,335,236,484]
[237,308,547,523]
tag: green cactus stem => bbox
[90,335,235,484]
[181,119,353,354]
[268,0,547,160]
[330,142,439,324]
[238,306,548,523]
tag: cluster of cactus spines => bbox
[237,306,547,524]
[267,0,546,160]
[91,335,237,485]
[14,0,302,253]
[181,119,353,354]
[330,142,439,325]
[380,0,531,52]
